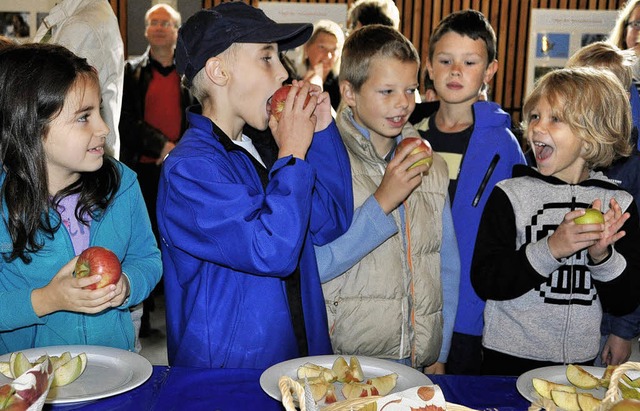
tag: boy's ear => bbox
[340,80,357,107]
[483,59,499,84]
[204,56,229,86]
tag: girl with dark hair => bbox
[0,43,161,354]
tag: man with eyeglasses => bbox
[119,3,193,343]
[33,0,124,159]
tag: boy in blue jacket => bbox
[414,10,526,374]
[156,3,353,369]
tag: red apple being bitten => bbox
[74,246,122,290]
[395,137,433,170]
[269,85,312,121]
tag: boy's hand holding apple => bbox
[269,81,318,160]
[374,138,431,214]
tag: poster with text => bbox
[527,9,619,97]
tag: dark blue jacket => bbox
[157,108,353,369]
[420,101,526,336]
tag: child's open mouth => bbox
[534,141,553,161]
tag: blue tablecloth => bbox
[44,366,530,411]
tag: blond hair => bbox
[522,67,632,169]
[566,41,636,89]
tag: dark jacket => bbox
[119,48,193,168]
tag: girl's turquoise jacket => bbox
[0,161,162,354]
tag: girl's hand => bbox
[109,274,130,307]
[588,198,629,263]
[269,81,318,160]
[32,256,119,316]
[374,139,429,214]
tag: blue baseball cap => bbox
[176,2,312,85]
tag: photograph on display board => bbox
[0,12,30,38]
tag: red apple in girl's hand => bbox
[269,85,312,121]
[396,137,433,169]
[75,246,121,290]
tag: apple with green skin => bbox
[269,85,312,121]
[395,137,433,170]
[574,208,604,225]
[75,246,121,290]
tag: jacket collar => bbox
[43,0,94,29]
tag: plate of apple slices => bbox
[517,364,640,410]
[0,345,152,404]
[260,354,432,406]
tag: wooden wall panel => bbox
[113,0,628,124]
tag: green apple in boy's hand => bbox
[573,208,604,225]
[395,137,433,170]
[74,246,121,290]
[269,85,311,121]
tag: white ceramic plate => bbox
[517,365,640,404]
[260,354,433,401]
[0,345,152,404]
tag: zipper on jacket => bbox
[403,200,417,367]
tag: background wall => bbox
[33,0,630,123]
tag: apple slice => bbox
[349,357,364,382]
[0,361,12,379]
[51,353,87,387]
[577,393,601,411]
[551,390,580,411]
[567,364,600,389]
[532,377,576,399]
[600,365,617,388]
[297,362,336,383]
[619,380,640,400]
[9,352,32,379]
[54,352,72,370]
[301,379,329,402]
[325,384,337,404]
[342,382,378,399]
[366,373,398,396]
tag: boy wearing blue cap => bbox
[157,2,354,369]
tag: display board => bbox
[258,2,347,28]
[526,9,619,97]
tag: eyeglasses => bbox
[627,20,640,30]
[147,20,175,29]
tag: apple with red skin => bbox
[75,246,121,290]
[396,137,433,170]
[269,85,312,121]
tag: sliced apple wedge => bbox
[532,377,576,399]
[551,390,580,411]
[349,357,364,383]
[332,356,350,383]
[297,362,336,383]
[301,379,329,402]
[577,393,601,411]
[342,382,378,399]
[51,352,87,387]
[325,384,337,404]
[600,365,617,388]
[0,361,12,379]
[567,364,600,389]
[9,352,32,379]
[366,373,398,396]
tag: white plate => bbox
[260,354,433,401]
[517,365,640,405]
[0,345,152,404]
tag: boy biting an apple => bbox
[156,3,353,369]
[317,25,460,374]
[471,68,640,376]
